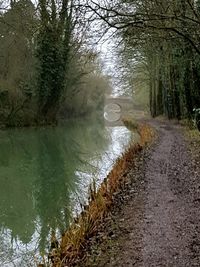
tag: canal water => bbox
[0,116,133,266]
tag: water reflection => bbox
[0,116,131,266]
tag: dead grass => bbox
[44,123,154,267]
[185,128,200,156]
[186,129,200,141]
[122,117,139,132]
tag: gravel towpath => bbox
[88,120,200,267]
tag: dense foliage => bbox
[0,0,110,127]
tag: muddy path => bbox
[86,120,200,267]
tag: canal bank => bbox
[82,120,200,267]
[46,122,154,267]
[0,115,137,266]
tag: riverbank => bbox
[82,119,200,267]
[45,122,155,267]
[0,116,135,266]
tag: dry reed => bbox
[46,122,154,267]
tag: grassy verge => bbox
[185,127,200,157]
[186,129,200,141]
[43,122,154,267]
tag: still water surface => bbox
[0,117,132,266]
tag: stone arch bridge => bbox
[104,96,144,126]
[105,96,134,112]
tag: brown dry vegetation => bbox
[185,128,200,174]
[45,123,154,267]
[81,120,200,267]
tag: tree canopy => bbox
[1,0,200,125]
[86,0,200,119]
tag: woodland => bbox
[0,0,200,126]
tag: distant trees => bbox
[87,0,200,119]
[60,51,111,117]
